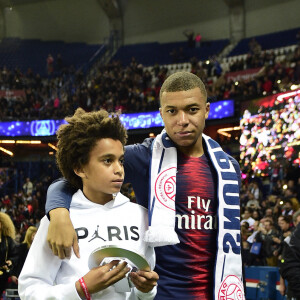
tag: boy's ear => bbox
[74,167,85,179]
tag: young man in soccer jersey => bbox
[18,108,158,300]
[45,72,244,300]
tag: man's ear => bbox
[159,107,163,119]
[205,102,210,120]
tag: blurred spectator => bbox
[273,215,293,260]
[53,95,60,109]
[282,200,294,216]
[278,215,293,238]
[241,222,251,266]
[262,76,273,94]
[248,38,262,56]
[245,192,260,210]
[263,208,275,222]
[250,181,263,199]
[46,54,54,75]
[247,220,266,266]
[195,33,202,48]
[252,210,262,221]
[255,219,281,266]
[22,178,33,197]
[279,210,300,299]
[284,188,300,212]
[10,226,37,287]
[0,212,17,297]
[183,29,195,48]
[241,208,255,228]
[247,220,260,245]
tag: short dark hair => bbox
[245,207,253,214]
[281,215,292,224]
[159,71,207,103]
[56,108,127,189]
[265,219,273,227]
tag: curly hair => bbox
[56,108,127,189]
[159,71,207,103]
[22,226,37,249]
[0,212,16,239]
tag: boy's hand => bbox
[129,270,159,293]
[76,260,130,298]
[47,208,80,259]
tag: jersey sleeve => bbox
[18,217,81,300]
[124,139,152,184]
[123,139,152,208]
[45,178,77,217]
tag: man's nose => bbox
[177,111,188,126]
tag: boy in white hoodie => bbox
[18,108,158,300]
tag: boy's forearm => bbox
[75,280,85,299]
[47,207,78,259]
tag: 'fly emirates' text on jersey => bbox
[155,151,218,300]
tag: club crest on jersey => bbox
[154,167,176,211]
[218,275,245,300]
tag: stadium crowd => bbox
[0,40,300,121]
[240,89,300,175]
[207,43,300,102]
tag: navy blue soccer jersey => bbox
[153,151,218,299]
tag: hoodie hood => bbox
[70,189,129,210]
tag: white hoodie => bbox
[18,190,156,300]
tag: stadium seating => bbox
[113,39,229,66]
[228,27,300,56]
[0,38,101,76]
